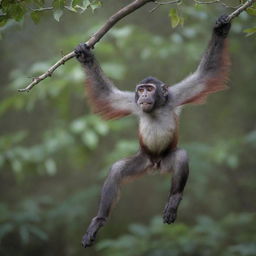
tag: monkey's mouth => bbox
[140,102,154,112]
[140,102,152,106]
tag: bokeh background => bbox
[0,1,256,255]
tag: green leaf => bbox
[30,11,41,24]
[82,130,98,149]
[53,9,63,22]
[70,119,86,134]
[64,6,77,12]
[45,159,57,175]
[71,0,83,7]
[0,15,8,27]
[34,0,46,7]
[247,7,256,16]
[8,4,26,21]
[90,0,102,12]
[94,122,109,136]
[53,0,66,9]
[243,27,256,36]
[74,0,90,13]
[169,8,180,28]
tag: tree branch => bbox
[18,0,255,93]
[227,0,256,22]
[18,0,153,92]
[194,0,254,10]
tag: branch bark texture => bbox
[18,0,255,93]
[227,0,256,22]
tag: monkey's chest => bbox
[139,116,176,154]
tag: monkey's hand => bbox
[214,15,231,38]
[74,43,94,64]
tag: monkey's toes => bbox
[81,232,96,248]
[163,205,177,224]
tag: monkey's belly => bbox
[140,126,175,154]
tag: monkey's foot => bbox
[82,232,95,248]
[163,204,177,224]
[163,194,182,224]
[81,217,106,248]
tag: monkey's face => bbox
[136,84,157,113]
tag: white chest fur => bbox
[139,110,176,154]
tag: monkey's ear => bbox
[161,84,169,97]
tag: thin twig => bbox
[227,0,256,21]
[30,7,53,12]
[194,0,242,9]
[194,0,219,3]
[18,0,153,92]
[150,0,181,12]
[154,0,181,5]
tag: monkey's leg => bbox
[82,152,150,247]
[161,148,189,224]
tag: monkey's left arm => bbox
[75,44,137,120]
[169,15,231,106]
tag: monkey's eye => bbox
[147,86,154,92]
[138,88,144,93]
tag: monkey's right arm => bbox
[75,44,137,120]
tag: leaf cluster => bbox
[0,0,102,27]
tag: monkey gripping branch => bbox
[18,0,255,93]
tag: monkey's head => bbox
[135,77,168,113]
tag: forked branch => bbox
[18,0,255,93]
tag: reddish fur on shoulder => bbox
[182,40,230,105]
[85,78,131,120]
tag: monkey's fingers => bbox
[74,43,94,64]
[214,15,231,37]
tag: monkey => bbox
[74,15,231,247]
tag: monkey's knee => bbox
[176,148,189,164]
[108,161,125,180]
[174,149,189,173]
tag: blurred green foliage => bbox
[0,1,256,256]
[97,214,256,256]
